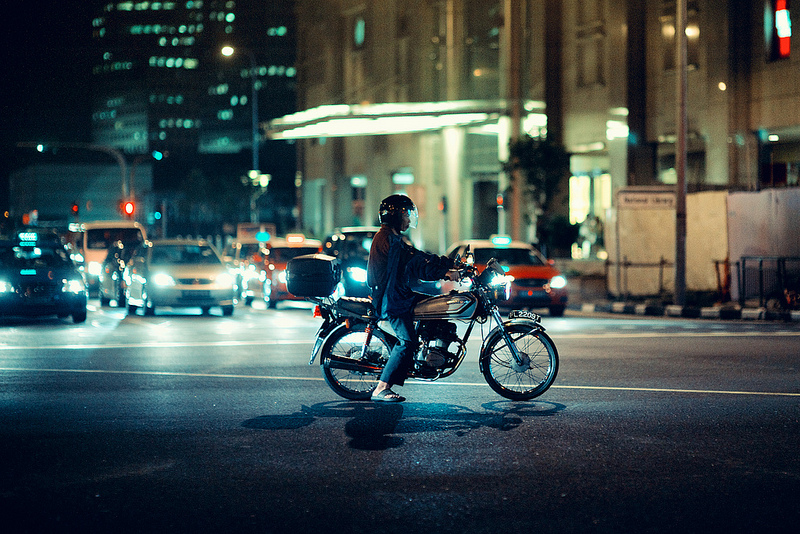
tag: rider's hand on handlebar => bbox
[444,269,462,281]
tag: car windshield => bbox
[473,247,545,266]
[268,247,320,263]
[342,235,374,259]
[87,228,144,250]
[150,244,220,265]
[240,243,263,257]
[1,245,71,268]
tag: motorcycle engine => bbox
[416,320,460,375]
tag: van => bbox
[73,220,147,292]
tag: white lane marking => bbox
[1,367,798,397]
[1,329,799,351]
[0,339,310,350]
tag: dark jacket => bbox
[367,226,455,317]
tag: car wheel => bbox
[72,309,88,323]
[222,305,234,316]
[127,303,138,315]
[549,305,565,317]
[100,294,110,307]
[116,286,127,308]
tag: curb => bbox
[571,302,800,322]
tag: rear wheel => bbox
[320,323,391,400]
[480,322,558,400]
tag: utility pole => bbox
[675,0,688,306]
[505,0,523,240]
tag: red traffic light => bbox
[71,202,79,214]
[122,200,135,217]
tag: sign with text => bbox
[618,190,676,210]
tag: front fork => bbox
[491,307,526,365]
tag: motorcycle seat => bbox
[336,296,375,318]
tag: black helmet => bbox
[379,194,418,231]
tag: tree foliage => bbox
[502,135,570,214]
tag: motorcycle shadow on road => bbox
[242,400,565,451]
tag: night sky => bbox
[1,3,95,209]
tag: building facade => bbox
[90,0,297,230]
[270,0,800,273]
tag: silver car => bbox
[125,239,236,316]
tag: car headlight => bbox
[549,275,567,289]
[277,270,287,284]
[63,279,85,294]
[241,265,260,281]
[87,261,102,277]
[216,272,235,287]
[0,280,13,293]
[347,266,368,283]
[153,273,176,286]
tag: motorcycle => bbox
[289,252,559,401]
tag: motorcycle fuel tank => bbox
[414,293,477,320]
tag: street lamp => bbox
[221,45,260,177]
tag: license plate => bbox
[183,290,210,299]
[509,309,541,322]
[519,290,546,298]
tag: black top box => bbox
[286,254,341,297]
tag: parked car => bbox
[322,226,379,297]
[446,237,568,316]
[124,239,236,316]
[98,240,135,307]
[222,239,271,306]
[0,231,88,323]
[264,235,323,308]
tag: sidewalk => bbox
[569,300,800,322]
[564,274,800,322]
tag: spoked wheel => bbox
[320,323,391,400]
[480,322,559,401]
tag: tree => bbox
[502,135,575,255]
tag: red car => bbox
[263,235,322,308]
[446,237,568,316]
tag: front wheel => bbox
[320,323,391,400]
[480,322,559,401]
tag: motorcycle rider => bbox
[367,194,458,402]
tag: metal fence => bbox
[736,256,800,307]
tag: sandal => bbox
[371,389,405,403]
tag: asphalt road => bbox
[1,302,798,533]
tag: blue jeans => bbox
[380,311,418,387]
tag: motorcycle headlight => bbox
[153,273,176,286]
[347,266,368,283]
[489,274,513,301]
[549,275,567,289]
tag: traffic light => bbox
[71,202,79,216]
[121,200,135,218]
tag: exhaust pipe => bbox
[324,355,383,375]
